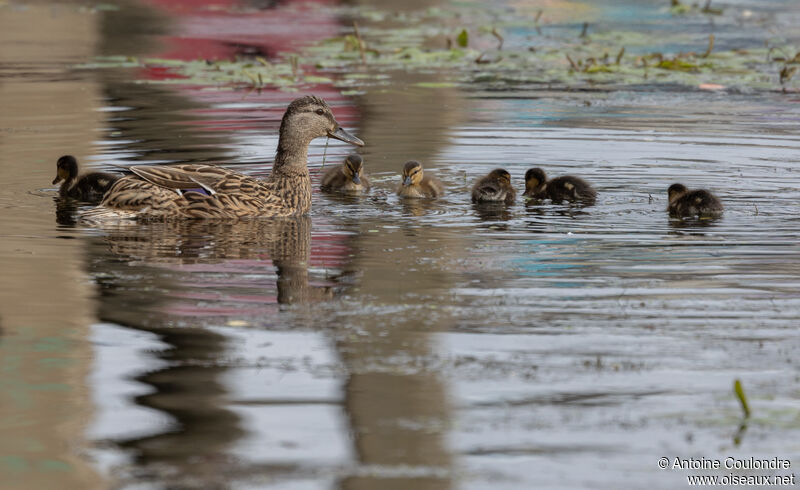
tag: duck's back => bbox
[320,165,370,193]
[96,164,308,219]
[63,172,120,201]
[669,189,722,217]
[546,175,596,205]
[320,165,347,191]
[472,177,515,204]
[421,176,443,198]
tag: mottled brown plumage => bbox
[523,167,596,205]
[86,96,363,220]
[667,183,723,217]
[471,168,515,204]
[396,160,443,199]
[320,154,370,193]
[52,155,120,201]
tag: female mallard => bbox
[523,167,596,205]
[667,183,723,217]
[320,154,370,193]
[396,160,444,199]
[89,96,363,220]
[471,168,515,204]
[52,155,120,201]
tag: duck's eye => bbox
[315,108,325,115]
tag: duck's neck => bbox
[271,127,312,177]
[266,127,314,215]
[60,176,78,195]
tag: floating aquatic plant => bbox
[734,379,751,418]
[72,3,797,94]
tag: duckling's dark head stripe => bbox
[403,160,422,174]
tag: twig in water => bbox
[491,28,504,50]
[353,21,367,65]
[566,54,578,70]
[701,34,715,58]
[290,55,299,80]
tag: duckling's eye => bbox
[315,108,325,115]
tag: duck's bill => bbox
[328,127,364,147]
[352,175,361,185]
[52,176,62,185]
[403,176,412,186]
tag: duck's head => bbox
[342,154,364,184]
[667,183,688,202]
[53,155,78,185]
[524,168,546,192]
[489,168,512,184]
[280,95,364,147]
[401,160,424,186]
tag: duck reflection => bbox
[668,216,721,234]
[83,214,334,486]
[91,216,330,304]
[472,202,513,224]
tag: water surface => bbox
[1,1,799,489]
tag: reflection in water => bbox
[472,202,513,223]
[7,0,800,488]
[335,71,461,489]
[668,215,721,232]
[85,216,331,486]
[400,198,439,217]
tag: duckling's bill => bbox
[52,168,68,185]
[328,126,364,147]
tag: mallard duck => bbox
[86,96,363,220]
[320,154,370,193]
[52,155,120,201]
[667,183,723,217]
[523,167,596,205]
[396,160,443,199]
[471,168,515,204]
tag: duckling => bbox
[523,167,596,205]
[320,154,370,193]
[667,183,723,217]
[471,168,515,204]
[85,95,363,220]
[397,160,444,199]
[52,155,120,201]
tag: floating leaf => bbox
[657,59,699,72]
[457,29,469,48]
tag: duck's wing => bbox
[472,178,515,203]
[129,164,237,191]
[99,176,183,214]
[422,176,443,197]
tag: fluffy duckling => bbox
[471,168,515,204]
[667,183,723,217]
[397,160,444,199]
[523,168,596,205]
[52,155,120,201]
[320,154,370,193]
